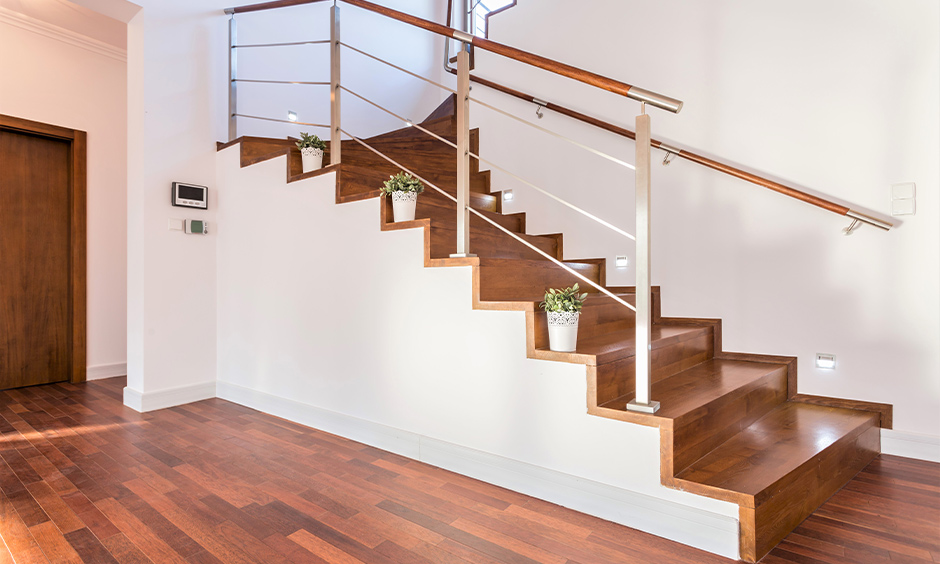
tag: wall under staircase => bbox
[213,144,746,559]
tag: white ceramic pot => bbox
[547,311,580,352]
[391,191,418,222]
[301,147,324,173]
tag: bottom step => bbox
[675,402,880,562]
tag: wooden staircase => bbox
[217,97,892,563]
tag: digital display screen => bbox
[178,185,204,201]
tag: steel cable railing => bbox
[339,44,637,242]
[340,127,638,313]
[224,0,663,413]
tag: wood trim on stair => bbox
[792,393,893,429]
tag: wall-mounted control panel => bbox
[172,182,208,209]
[184,219,208,234]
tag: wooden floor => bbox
[0,378,936,564]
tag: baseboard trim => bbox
[881,429,940,463]
[123,381,216,413]
[216,380,740,560]
[86,363,127,381]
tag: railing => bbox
[447,72,893,234]
[223,0,692,414]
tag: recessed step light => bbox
[815,353,836,369]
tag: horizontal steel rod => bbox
[339,87,636,242]
[341,127,636,312]
[234,113,329,128]
[223,0,681,112]
[233,79,330,85]
[234,40,331,48]
[340,42,457,94]
[470,95,635,170]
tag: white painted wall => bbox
[466,0,940,435]
[0,9,128,377]
[214,147,741,558]
[124,0,448,406]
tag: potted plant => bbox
[296,132,326,173]
[380,171,425,222]
[540,283,588,352]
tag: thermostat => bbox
[184,219,208,234]
[172,182,208,209]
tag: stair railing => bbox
[447,73,893,234]
[223,0,676,414]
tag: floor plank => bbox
[1,377,937,564]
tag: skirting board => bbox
[215,380,741,560]
[882,429,940,463]
[86,363,127,381]
[123,381,217,413]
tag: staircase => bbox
[217,96,891,563]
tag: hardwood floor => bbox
[0,378,936,564]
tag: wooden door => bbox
[0,115,86,390]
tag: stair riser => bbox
[429,224,557,261]
[741,420,880,562]
[477,262,601,302]
[531,300,636,347]
[593,329,714,406]
[667,367,788,478]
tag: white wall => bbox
[466,0,940,435]
[124,0,449,407]
[215,147,740,558]
[0,9,128,378]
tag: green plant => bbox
[539,284,588,313]
[380,171,425,196]
[296,132,326,151]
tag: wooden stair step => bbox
[477,258,603,303]
[674,401,880,562]
[539,325,708,366]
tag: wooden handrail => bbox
[460,72,891,229]
[223,0,683,113]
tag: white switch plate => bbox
[892,182,915,200]
[168,218,184,231]
[892,199,916,216]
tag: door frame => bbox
[0,114,87,384]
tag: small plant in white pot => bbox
[296,132,326,173]
[380,171,425,222]
[540,283,588,352]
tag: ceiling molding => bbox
[0,6,127,62]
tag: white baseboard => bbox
[86,363,127,381]
[216,380,740,560]
[123,381,217,413]
[882,429,940,463]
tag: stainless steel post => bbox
[228,14,238,142]
[450,46,474,258]
[330,4,341,165]
[627,106,659,414]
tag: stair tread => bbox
[561,325,705,365]
[675,402,877,500]
[598,358,784,413]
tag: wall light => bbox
[503,190,513,202]
[815,353,836,369]
[615,255,629,268]
[287,111,298,122]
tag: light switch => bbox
[891,182,915,216]
[168,218,184,231]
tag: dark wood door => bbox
[0,129,73,389]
